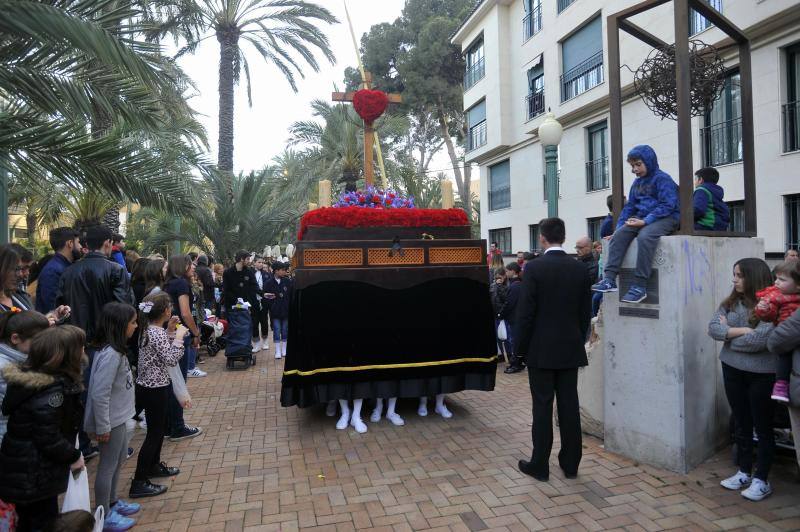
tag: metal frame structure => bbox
[607,0,756,237]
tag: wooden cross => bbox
[332,72,402,187]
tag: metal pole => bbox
[607,14,624,226]
[674,0,695,235]
[545,144,559,217]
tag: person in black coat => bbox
[514,217,592,482]
[222,250,259,312]
[499,262,525,374]
[264,262,292,359]
[0,325,87,532]
[55,226,134,341]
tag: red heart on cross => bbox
[353,89,389,124]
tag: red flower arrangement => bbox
[353,89,389,124]
[298,207,468,240]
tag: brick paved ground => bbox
[95,343,800,531]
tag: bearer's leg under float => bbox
[370,398,404,426]
[336,399,367,433]
[326,400,337,417]
[418,395,452,419]
[434,394,453,418]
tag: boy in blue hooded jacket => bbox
[592,145,680,303]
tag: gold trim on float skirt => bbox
[283,355,498,376]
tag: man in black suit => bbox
[514,217,592,481]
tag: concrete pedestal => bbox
[578,323,605,439]
[603,235,764,473]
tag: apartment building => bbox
[452,0,800,256]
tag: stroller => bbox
[225,307,255,370]
[200,319,225,357]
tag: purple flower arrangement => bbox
[333,186,416,209]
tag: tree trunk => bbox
[25,211,36,249]
[217,28,239,201]
[435,98,471,221]
[102,205,120,233]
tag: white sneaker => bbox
[275,349,282,359]
[370,408,382,423]
[418,402,428,417]
[252,340,261,353]
[262,339,269,351]
[387,412,405,426]
[188,368,207,378]
[720,470,751,490]
[336,410,350,430]
[138,418,147,430]
[435,405,453,419]
[350,416,368,434]
[741,478,772,501]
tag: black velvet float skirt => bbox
[280,278,497,407]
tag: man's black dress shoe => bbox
[518,460,548,481]
[129,479,167,498]
[504,365,524,374]
[562,469,578,479]
[148,462,180,478]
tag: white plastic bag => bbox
[61,467,90,512]
[497,320,508,341]
[92,505,105,532]
[168,364,191,406]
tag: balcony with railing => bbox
[557,0,576,14]
[542,170,561,201]
[464,57,485,91]
[467,121,487,152]
[586,157,609,192]
[561,51,604,102]
[700,117,742,166]
[526,90,545,120]
[783,101,800,153]
[523,4,542,40]
[489,186,511,211]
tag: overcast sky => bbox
[172,0,411,175]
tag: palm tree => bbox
[140,166,313,260]
[145,0,338,178]
[0,0,207,216]
[289,99,408,192]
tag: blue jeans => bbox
[186,345,197,371]
[602,217,678,286]
[591,292,603,317]
[272,318,288,342]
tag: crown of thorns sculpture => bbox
[633,40,726,120]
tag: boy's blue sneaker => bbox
[621,286,647,303]
[103,509,136,531]
[591,279,618,293]
[112,500,141,516]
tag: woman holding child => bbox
[708,258,776,501]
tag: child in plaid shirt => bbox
[755,260,800,402]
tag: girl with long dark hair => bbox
[0,326,87,531]
[708,258,776,501]
[85,303,139,529]
[163,256,203,440]
[129,292,186,499]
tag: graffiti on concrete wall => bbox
[682,239,711,305]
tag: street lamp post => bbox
[539,112,564,218]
